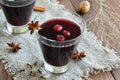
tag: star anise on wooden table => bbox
[72,50,86,61]
[28,21,41,35]
[7,42,21,52]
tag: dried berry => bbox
[53,24,63,32]
[63,30,71,37]
[56,35,65,41]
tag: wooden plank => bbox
[70,0,81,11]
[104,0,120,55]
[111,69,120,80]
[90,71,115,80]
[58,0,75,11]
[105,0,120,80]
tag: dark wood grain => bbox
[90,71,115,80]
[58,0,75,11]
[112,68,120,80]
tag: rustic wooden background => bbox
[0,0,120,80]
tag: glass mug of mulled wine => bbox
[37,17,86,73]
[0,0,36,34]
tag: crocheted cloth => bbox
[0,0,119,80]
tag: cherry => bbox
[56,35,65,41]
[63,30,71,37]
[53,24,63,32]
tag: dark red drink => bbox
[38,18,81,66]
[0,0,35,26]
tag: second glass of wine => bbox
[0,0,36,34]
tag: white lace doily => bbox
[0,0,120,80]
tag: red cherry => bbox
[56,35,65,41]
[53,24,63,32]
[63,30,71,37]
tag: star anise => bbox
[27,62,39,77]
[28,21,41,35]
[7,42,21,52]
[72,50,86,61]
[27,62,37,69]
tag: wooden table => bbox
[0,0,120,80]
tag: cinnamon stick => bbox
[34,6,46,12]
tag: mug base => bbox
[44,61,70,74]
[6,22,28,34]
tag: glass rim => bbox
[0,0,36,7]
[38,16,86,43]
[1,0,35,2]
